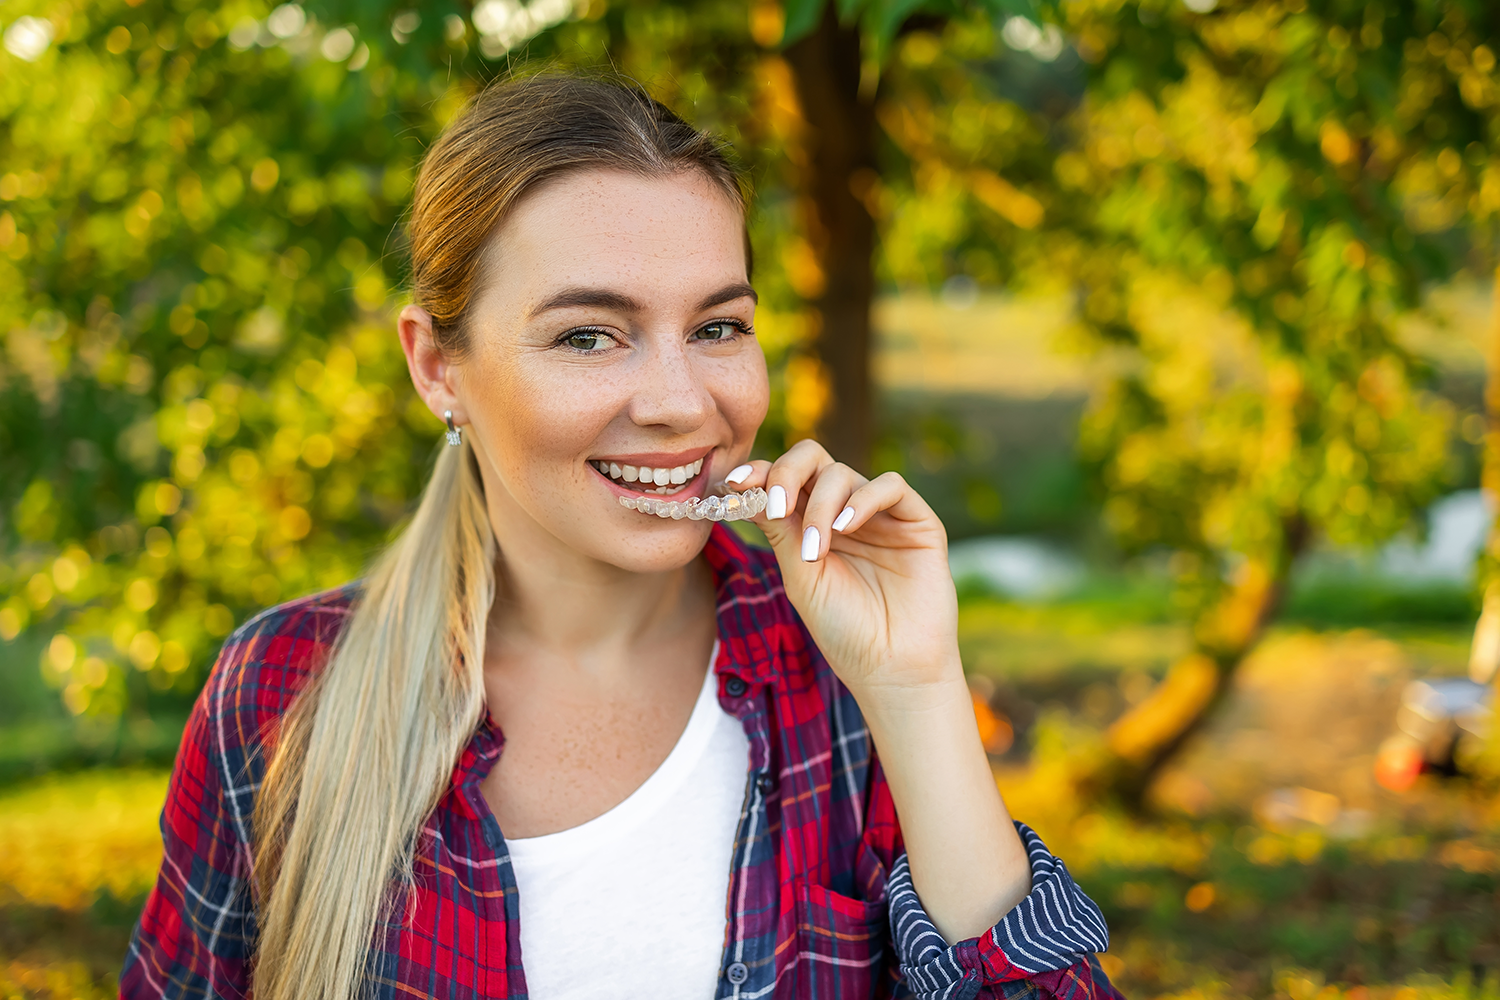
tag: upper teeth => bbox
[592,457,704,493]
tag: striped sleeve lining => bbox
[891,822,1111,1000]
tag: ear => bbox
[398,305,468,426]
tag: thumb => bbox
[757,509,805,561]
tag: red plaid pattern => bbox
[122,524,1122,999]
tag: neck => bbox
[481,485,717,673]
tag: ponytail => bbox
[252,440,493,1000]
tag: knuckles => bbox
[789,438,831,459]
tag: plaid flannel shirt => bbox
[122,523,1122,1000]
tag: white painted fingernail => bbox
[725,463,753,485]
[832,506,855,532]
[801,525,820,562]
[767,485,787,520]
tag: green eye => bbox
[565,331,609,351]
[694,321,741,341]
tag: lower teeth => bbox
[620,487,767,522]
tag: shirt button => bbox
[757,773,775,794]
[726,962,749,985]
[725,676,747,697]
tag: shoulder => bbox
[196,583,363,763]
[156,584,361,852]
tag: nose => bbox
[627,335,714,433]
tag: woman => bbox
[121,75,1118,1000]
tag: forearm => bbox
[855,671,1032,945]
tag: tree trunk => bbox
[1092,518,1308,806]
[1466,264,1500,685]
[782,4,878,472]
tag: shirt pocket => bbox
[786,880,889,998]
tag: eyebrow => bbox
[528,282,758,318]
[696,282,758,311]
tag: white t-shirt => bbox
[505,645,750,999]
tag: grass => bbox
[1072,812,1500,997]
[0,770,168,999]
[954,578,1500,998]
[0,626,191,787]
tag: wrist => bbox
[847,668,972,731]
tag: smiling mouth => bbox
[590,457,706,495]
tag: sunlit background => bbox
[5,0,1500,995]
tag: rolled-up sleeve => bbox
[120,674,254,999]
[889,822,1119,1000]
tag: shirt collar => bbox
[704,523,796,691]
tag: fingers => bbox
[724,443,930,566]
[831,471,933,534]
[744,440,832,561]
[763,439,835,523]
[797,470,929,562]
[797,463,868,561]
[717,439,837,511]
[721,458,770,489]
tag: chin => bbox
[579,518,716,574]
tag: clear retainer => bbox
[620,486,768,522]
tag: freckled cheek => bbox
[716,358,770,448]
[468,364,627,487]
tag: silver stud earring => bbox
[444,410,461,447]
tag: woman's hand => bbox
[730,439,963,702]
[730,440,1031,943]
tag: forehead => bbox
[482,168,748,302]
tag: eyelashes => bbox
[693,318,754,341]
[553,318,755,352]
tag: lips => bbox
[590,456,706,495]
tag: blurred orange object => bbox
[1184,882,1215,913]
[1374,735,1424,792]
[971,690,1014,755]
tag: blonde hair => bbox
[250,74,744,1000]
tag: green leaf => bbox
[782,0,829,47]
[836,0,868,26]
[867,0,938,54]
[860,0,1042,61]
[973,0,1044,21]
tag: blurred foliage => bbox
[863,0,1497,788]
[880,0,1492,628]
[1283,574,1478,625]
[1059,0,1490,620]
[0,769,166,909]
[878,393,1092,538]
[1005,742,1500,997]
[1051,0,1494,781]
[778,0,1035,61]
[0,769,168,999]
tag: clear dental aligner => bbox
[620,486,768,521]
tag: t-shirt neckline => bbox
[503,639,725,858]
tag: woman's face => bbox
[427,167,768,574]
